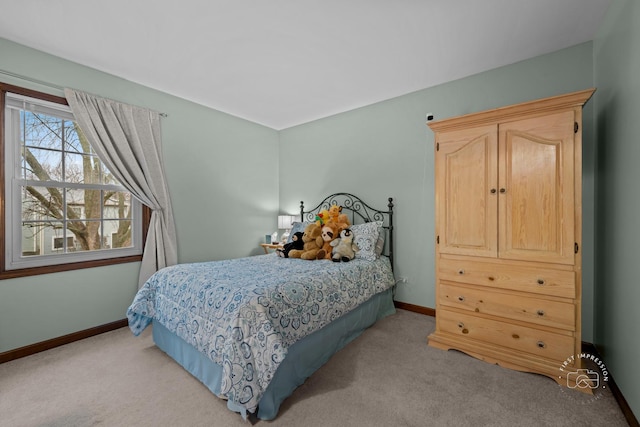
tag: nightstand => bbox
[260,243,283,254]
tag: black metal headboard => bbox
[300,193,394,270]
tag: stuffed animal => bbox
[327,205,350,229]
[315,209,330,226]
[317,222,341,260]
[288,222,324,260]
[276,231,304,258]
[330,228,359,262]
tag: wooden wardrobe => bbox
[427,89,595,388]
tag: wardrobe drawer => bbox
[438,309,575,361]
[438,283,575,331]
[439,259,575,298]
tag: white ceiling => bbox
[0,0,611,130]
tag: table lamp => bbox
[278,215,296,243]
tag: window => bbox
[1,84,146,277]
[52,236,74,250]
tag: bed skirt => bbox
[152,287,396,420]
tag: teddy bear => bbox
[287,222,324,260]
[276,231,304,258]
[330,228,359,262]
[317,222,341,260]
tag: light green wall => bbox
[279,42,597,341]
[0,38,279,353]
[593,0,640,417]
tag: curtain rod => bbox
[0,68,167,117]
[0,68,65,91]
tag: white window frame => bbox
[3,92,143,271]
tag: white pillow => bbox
[351,221,382,261]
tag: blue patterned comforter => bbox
[127,254,395,415]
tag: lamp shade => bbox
[278,215,295,230]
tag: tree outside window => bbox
[19,111,132,255]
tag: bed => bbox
[126,193,396,420]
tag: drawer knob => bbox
[490,188,497,194]
[458,269,465,275]
[488,276,495,281]
[499,188,506,193]
[458,322,464,329]
[537,279,545,285]
[512,334,520,339]
[536,309,545,317]
[461,328,469,334]
[457,296,465,302]
[537,341,546,349]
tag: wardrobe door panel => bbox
[498,111,576,265]
[436,125,498,258]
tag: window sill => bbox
[0,254,143,280]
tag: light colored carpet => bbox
[0,309,629,427]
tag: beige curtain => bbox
[64,88,177,287]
